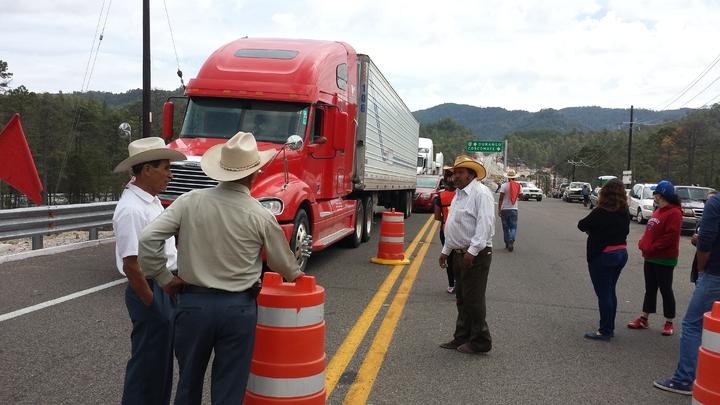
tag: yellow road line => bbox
[342,220,439,404]
[325,215,435,396]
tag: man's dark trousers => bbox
[451,248,492,351]
[122,280,175,405]
[174,289,257,405]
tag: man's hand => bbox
[439,254,449,269]
[139,289,154,307]
[162,276,186,302]
[691,233,699,246]
[463,252,476,268]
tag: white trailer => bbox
[353,55,419,217]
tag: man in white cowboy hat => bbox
[111,136,186,405]
[438,155,496,355]
[498,169,523,252]
[138,131,303,404]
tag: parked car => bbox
[675,185,716,233]
[413,175,442,212]
[588,187,601,209]
[553,183,569,198]
[563,182,591,203]
[628,183,657,224]
[517,181,543,201]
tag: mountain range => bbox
[412,103,693,139]
[73,90,694,140]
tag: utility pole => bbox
[626,105,633,171]
[142,0,151,138]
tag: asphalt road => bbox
[0,197,697,404]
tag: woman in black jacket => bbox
[577,179,631,340]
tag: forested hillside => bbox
[413,103,693,139]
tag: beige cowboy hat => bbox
[452,155,486,180]
[506,169,519,179]
[113,137,187,173]
[201,131,275,181]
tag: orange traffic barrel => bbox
[371,210,410,265]
[245,272,326,404]
[693,301,720,405]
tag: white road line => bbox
[0,278,127,323]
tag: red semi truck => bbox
[159,38,419,271]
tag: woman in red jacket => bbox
[628,180,683,336]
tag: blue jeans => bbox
[671,272,720,384]
[122,281,175,405]
[588,249,628,336]
[500,209,518,244]
[174,290,257,405]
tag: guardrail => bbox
[0,202,117,250]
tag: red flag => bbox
[0,114,43,205]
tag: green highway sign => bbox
[466,140,504,153]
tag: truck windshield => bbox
[180,97,310,143]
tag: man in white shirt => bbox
[112,137,186,405]
[438,155,495,355]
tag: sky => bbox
[3,0,720,112]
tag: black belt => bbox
[181,285,248,295]
[452,249,467,254]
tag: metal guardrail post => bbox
[32,235,43,250]
[89,228,98,241]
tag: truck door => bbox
[305,105,342,200]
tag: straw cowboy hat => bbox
[113,137,186,173]
[201,131,275,182]
[452,155,486,180]
[506,169,519,179]
[442,165,454,174]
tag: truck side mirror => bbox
[333,111,348,151]
[162,101,175,141]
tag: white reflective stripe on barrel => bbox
[248,371,324,398]
[701,328,720,354]
[380,236,404,243]
[383,215,404,223]
[257,303,324,327]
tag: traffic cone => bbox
[245,272,326,404]
[693,301,720,405]
[370,210,410,265]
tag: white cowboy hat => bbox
[201,131,275,182]
[113,137,186,173]
[506,169,519,179]
[452,155,487,180]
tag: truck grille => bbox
[158,161,218,201]
[693,208,703,217]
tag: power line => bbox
[163,0,185,89]
[656,51,720,111]
[679,73,720,108]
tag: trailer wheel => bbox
[361,196,374,243]
[290,209,311,272]
[343,200,363,248]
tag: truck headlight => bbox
[643,204,654,210]
[682,208,695,217]
[259,198,284,215]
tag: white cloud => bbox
[3,0,720,111]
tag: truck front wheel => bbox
[399,191,412,219]
[290,209,311,272]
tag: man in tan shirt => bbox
[139,131,303,404]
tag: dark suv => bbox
[675,186,715,233]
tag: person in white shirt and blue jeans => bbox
[112,137,186,405]
[438,155,495,355]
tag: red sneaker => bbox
[662,321,674,336]
[628,317,649,329]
